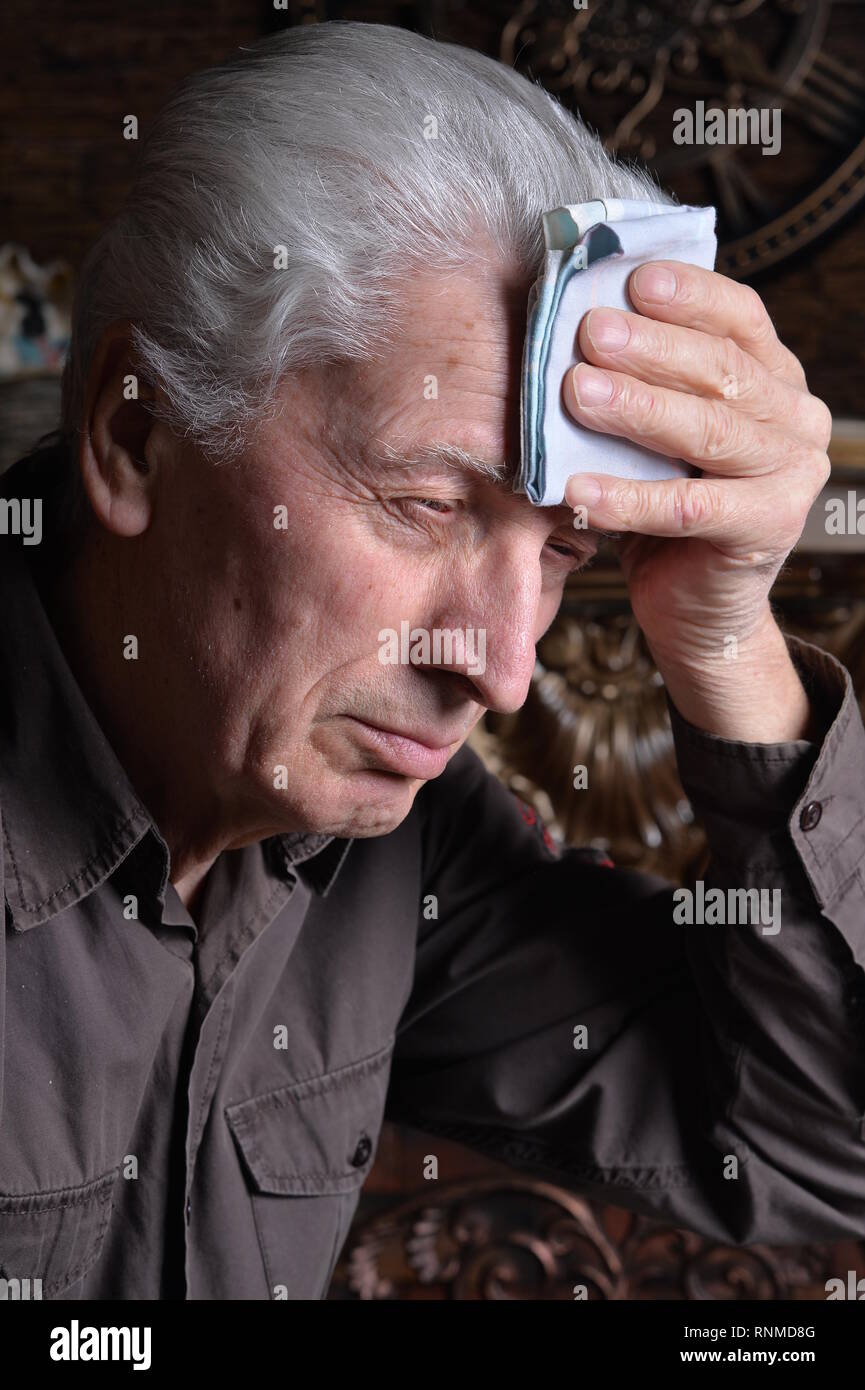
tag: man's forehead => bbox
[395,255,533,333]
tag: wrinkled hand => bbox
[562,262,831,694]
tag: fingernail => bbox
[573,365,613,406]
[566,476,602,506]
[586,309,630,352]
[634,265,677,302]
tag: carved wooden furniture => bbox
[330,1151,865,1300]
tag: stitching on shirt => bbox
[675,733,815,764]
[1,812,26,906]
[3,809,146,915]
[201,877,288,996]
[809,857,865,911]
[249,1165,367,1185]
[799,803,865,878]
[227,1035,396,1118]
[192,994,232,1158]
[249,1185,275,1293]
[0,1168,119,1211]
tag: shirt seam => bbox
[227,1036,395,1115]
[198,876,290,1000]
[190,993,232,1162]
[0,1167,119,1209]
[797,804,865,881]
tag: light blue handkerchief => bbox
[518,198,718,506]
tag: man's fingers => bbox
[576,307,832,450]
[562,362,828,480]
[563,469,817,547]
[627,261,808,390]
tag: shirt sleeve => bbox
[386,634,865,1246]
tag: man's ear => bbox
[79,321,160,537]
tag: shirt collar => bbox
[0,448,351,931]
[273,833,353,896]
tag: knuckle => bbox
[699,401,737,460]
[714,336,751,401]
[809,396,833,451]
[781,347,809,390]
[673,481,713,530]
[631,380,668,432]
[777,474,819,534]
[742,284,774,346]
[651,321,678,369]
[820,451,832,488]
[808,446,832,491]
[609,479,644,524]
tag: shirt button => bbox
[350,1134,372,1168]
[186,1198,192,1224]
[799,801,822,832]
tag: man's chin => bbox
[284,766,429,840]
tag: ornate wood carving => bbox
[330,1177,864,1299]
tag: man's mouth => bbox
[344,716,462,779]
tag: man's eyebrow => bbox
[370,438,514,484]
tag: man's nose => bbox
[427,553,541,714]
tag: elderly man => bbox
[1,21,863,1302]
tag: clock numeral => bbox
[786,50,865,144]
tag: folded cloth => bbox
[518,198,718,506]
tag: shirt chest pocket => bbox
[0,1169,118,1299]
[225,1037,394,1299]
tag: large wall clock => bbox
[279,0,865,279]
[492,0,865,278]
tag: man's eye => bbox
[544,541,592,571]
[400,497,455,515]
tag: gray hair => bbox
[61,20,669,467]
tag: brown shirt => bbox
[2,448,865,1300]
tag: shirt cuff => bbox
[666,635,865,954]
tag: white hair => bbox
[61,20,670,463]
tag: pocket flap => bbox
[225,1038,394,1197]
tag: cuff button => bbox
[799,801,823,832]
[350,1133,373,1168]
